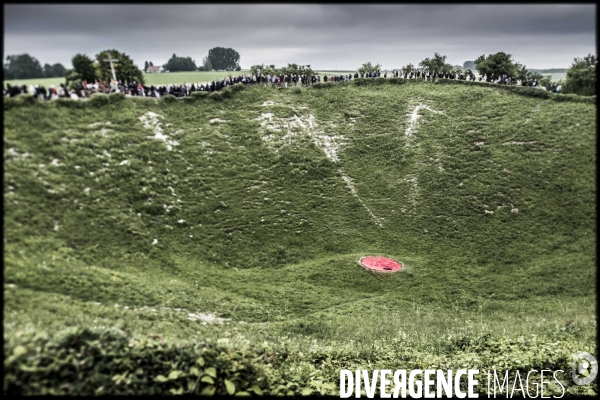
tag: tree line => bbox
[4,49,595,96]
[145,47,241,73]
[4,54,66,80]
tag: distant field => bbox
[4,76,66,88]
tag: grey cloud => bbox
[4,4,596,70]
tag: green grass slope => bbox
[4,82,596,395]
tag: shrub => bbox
[55,97,85,108]
[231,83,245,91]
[89,93,110,107]
[161,94,177,104]
[220,88,233,98]
[312,82,335,89]
[4,328,270,396]
[3,95,37,110]
[108,92,126,104]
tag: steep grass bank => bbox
[4,82,596,394]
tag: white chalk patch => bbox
[404,103,443,144]
[484,210,494,214]
[151,239,158,245]
[404,176,419,216]
[209,118,229,124]
[53,222,59,231]
[139,111,178,150]
[83,187,90,194]
[187,312,230,325]
[474,141,485,146]
[119,160,129,166]
[89,121,112,128]
[341,173,383,227]
[258,113,345,162]
[261,100,276,106]
[96,128,113,136]
[503,141,537,145]
[178,219,185,224]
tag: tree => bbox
[357,61,382,74]
[202,56,213,71]
[149,61,153,67]
[95,49,145,84]
[474,52,518,81]
[52,63,66,78]
[516,64,529,85]
[463,60,476,70]
[3,54,44,79]
[71,54,97,82]
[250,64,264,76]
[205,47,240,71]
[419,52,447,71]
[563,54,596,96]
[162,54,198,72]
[64,69,83,90]
[402,63,415,73]
[43,63,53,78]
[144,61,149,72]
[42,62,66,78]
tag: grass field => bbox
[4,70,355,88]
[4,81,596,395]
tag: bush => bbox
[161,94,177,104]
[4,328,269,396]
[562,54,596,96]
[89,93,110,107]
[220,88,233,98]
[312,82,335,89]
[3,94,36,110]
[4,327,595,396]
[551,93,596,104]
[231,83,245,91]
[55,97,85,108]
[108,92,126,104]
[353,77,387,86]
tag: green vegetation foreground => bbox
[4,81,596,395]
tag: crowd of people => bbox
[4,68,552,100]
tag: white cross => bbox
[103,52,119,82]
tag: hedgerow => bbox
[4,327,596,396]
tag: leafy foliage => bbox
[42,63,66,78]
[4,54,45,80]
[474,52,519,79]
[95,49,145,84]
[563,54,596,96]
[71,54,97,83]
[250,63,317,77]
[162,54,198,72]
[419,52,448,71]
[205,47,240,71]
[358,61,382,74]
[463,60,476,70]
[3,326,596,396]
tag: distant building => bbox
[146,66,164,73]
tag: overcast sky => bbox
[4,4,596,71]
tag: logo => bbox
[572,352,598,385]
